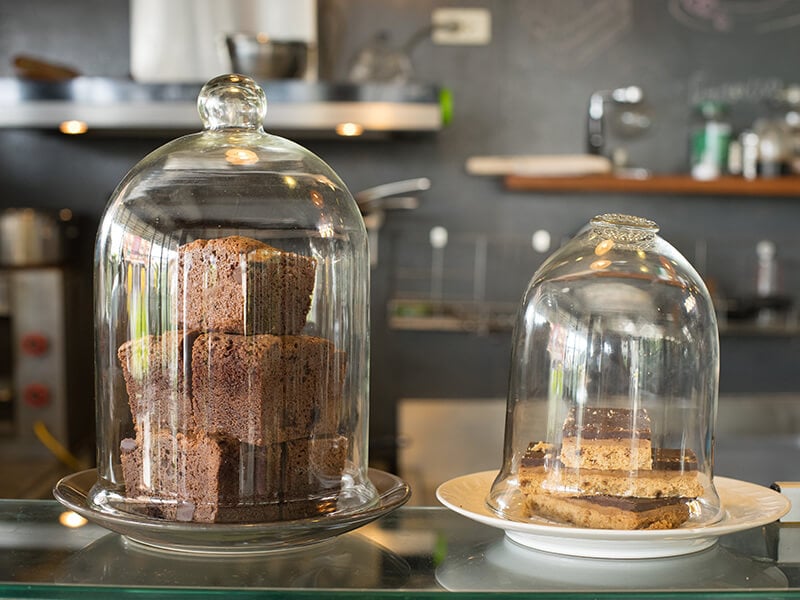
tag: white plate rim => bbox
[436,470,790,545]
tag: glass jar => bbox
[90,75,379,536]
[488,214,721,530]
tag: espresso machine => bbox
[0,208,92,466]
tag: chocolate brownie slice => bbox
[191,333,344,446]
[120,432,347,523]
[177,236,316,335]
[117,330,199,435]
[284,435,348,498]
[119,430,282,522]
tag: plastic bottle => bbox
[690,101,732,180]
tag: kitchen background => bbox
[2,0,800,502]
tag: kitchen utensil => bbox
[12,55,80,81]
[347,22,455,84]
[225,34,311,79]
[356,177,429,267]
[587,85,648,158]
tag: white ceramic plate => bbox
[55,468,410,555]
[436,470,790,559]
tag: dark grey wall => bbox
[2,0,800,469]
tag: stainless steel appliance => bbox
[130,0,318,83]
[0,209,90,461]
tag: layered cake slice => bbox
[519,406,702,529]
[519,442,703,498]
[191,333,345,446]
[177,236,317,336]
[559,406,652,471]
[524,493,690,530]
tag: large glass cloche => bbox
[488,214,721,531]
[72,75,402,551]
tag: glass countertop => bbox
[0,499,798,598]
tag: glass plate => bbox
[436,535,788,592]
[436,470,790,559]
[55,468,410,555]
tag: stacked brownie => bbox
[118,235,348,523]
[518,407,703,530]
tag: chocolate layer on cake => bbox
[652,448,698,471]
[560,407,653,471]
[525,493,691,529]
[562,407,651,440]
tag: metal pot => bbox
[0,208,66,266]
[225,34,311,79]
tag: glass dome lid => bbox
[89,74,382,533]
[488,214,721,530]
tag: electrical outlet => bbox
[432,8,491,45]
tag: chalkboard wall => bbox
[2,0,800,468]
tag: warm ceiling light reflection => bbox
[59,120,88,135]
[660,256,677,277]
[59,510,88,528]
[637,250,646,259]
[336,122,364,137]
[310,190,324,207]
[284,175,298,189]
[684,294,697,312]
[225,148,258,165]
[318,220,335,238]
[590,259,612,270]
[595,239,614,256]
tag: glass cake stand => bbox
[55,468,410,554]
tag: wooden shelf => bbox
[504,174,800,197]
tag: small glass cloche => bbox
[84,75,390,542]
[488,214,721,530]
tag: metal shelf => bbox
[388,298,800,337]
[0,77,444,138]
